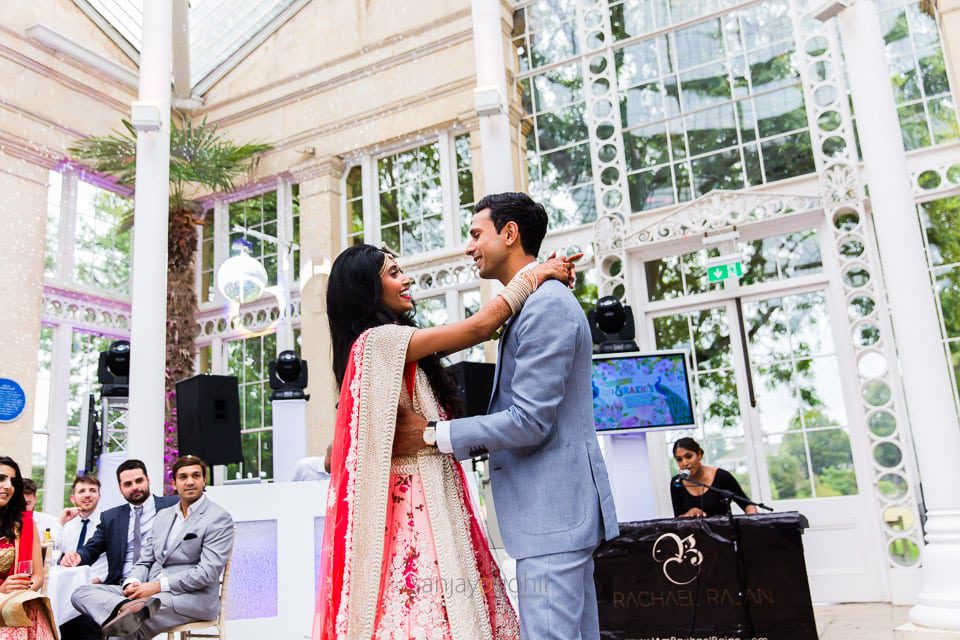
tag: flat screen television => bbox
[592,350,696,434]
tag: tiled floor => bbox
[815,603,911,639]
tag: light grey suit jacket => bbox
[448,280,619,559]
[129,496,234,620]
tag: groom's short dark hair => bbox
[475,192,549,257]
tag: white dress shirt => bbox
[163,494,204,558]
[122,497,157,579]
[436,260,538,453]
[61,509,108,581]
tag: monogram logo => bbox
[652,532,703,585]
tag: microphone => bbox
[673,468,691,487]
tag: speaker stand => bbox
[273,398,308,481]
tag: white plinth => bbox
[602,432,657,521]
[206,480,327,639]
[272,398,308,482]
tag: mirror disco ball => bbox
[217,253,268,304]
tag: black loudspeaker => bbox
[176,375,242,465]
[447,361,495,417]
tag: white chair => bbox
[166,545,234,640]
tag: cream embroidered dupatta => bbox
[312,325,518,640]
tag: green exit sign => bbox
[707,261,743,283]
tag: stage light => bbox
[269,350,310,400]
[275,350,302,383]
[106,340,130,377]
[217,238,268,304]
[97,340,130,397]
[587,296,639,354]
[595,296,627,335]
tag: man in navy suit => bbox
[59,459,178,639]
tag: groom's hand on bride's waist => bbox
[394,406,429,456]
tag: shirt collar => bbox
[517,260,537,275]
[129,496,155,514]
[180,493,207,517]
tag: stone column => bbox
[43,322,74,510]
[126,0,172,485]
[471,0,517,193]
[0,156,48,475]
[296,157,343,457]
[837,1,960,632]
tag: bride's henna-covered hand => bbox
[536,251,584,289]
[404,251,581,363]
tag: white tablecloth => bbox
[46,565,91,625]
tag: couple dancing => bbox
[313,192,619,640]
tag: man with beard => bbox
[71,456,234,639]
[60,460,177,639]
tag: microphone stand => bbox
[676,475,773,637]
[676,474,774,513]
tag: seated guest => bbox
[57,474,110,640]
[71,456,234,639]
[60,460,178,640]
[59,474,108,581]
[22,479,61,550]
[670,437,758,518]
[0,456,57,639]
[61,460,178,584]
[290,443,334,481]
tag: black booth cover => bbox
[594,512,817,640]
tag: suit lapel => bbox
[155,507,177,565]
[488,316,516,410]
[163,498,207,562]
[113,507,130,574]
[486,268,539,410]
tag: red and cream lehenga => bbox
[312,325,520,640]
[0,513,57,640]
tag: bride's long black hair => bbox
[326,244,463,417]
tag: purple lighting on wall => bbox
[226,519,279,620]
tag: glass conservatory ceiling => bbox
[74,0,308,95]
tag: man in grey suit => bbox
[71,456,234,639]
[396,192,619,639]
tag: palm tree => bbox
[70,117,272,488]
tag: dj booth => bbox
[594,512,816,640]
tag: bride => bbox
[313,244,575,639]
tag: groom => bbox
[396,192,619,639]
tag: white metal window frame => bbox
[195,175,300,314]
[629,208,879,510]
[45,166,134,300]
[340,130,469,259]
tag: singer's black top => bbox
[671,467,752,517]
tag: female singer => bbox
[670,437,758,518]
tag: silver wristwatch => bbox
[423,421,438,446]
